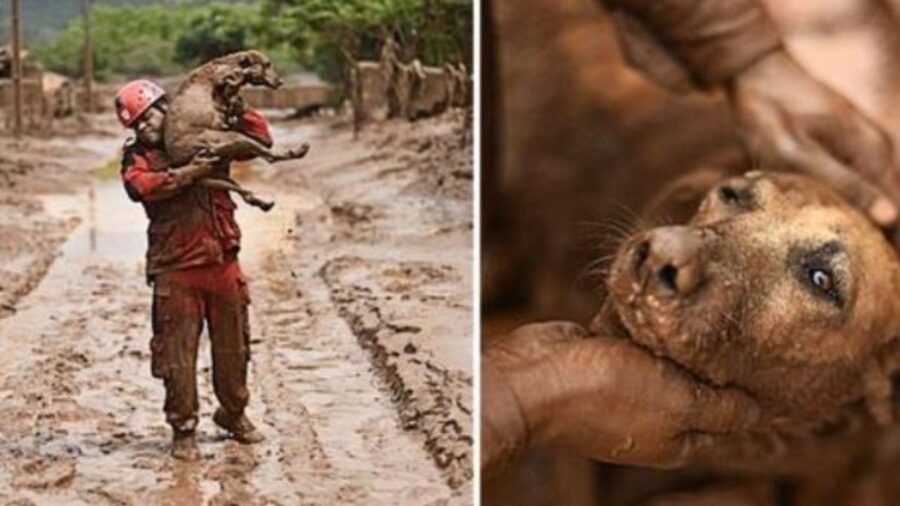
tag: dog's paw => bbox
[287,142,310,159]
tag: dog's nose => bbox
[633,226,703,296]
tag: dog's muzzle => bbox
[264,72,284,89]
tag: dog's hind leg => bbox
[194,130,310,164]
[263,141,310,162]
[195,177,275,212]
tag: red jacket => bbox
[121,109,272,278]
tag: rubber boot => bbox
[171,431,200,461]
[213,408,265,444]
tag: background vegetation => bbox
[260,0,472,82]
[17,0,471,84]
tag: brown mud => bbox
[0,111,472,505]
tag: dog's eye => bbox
[807,267,843,306]
[791,241,846,308]
[240,56,253,68]
[719,185,740,205]
[809,268,833,292]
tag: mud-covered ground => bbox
[0,110,472,505]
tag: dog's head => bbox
[603,172,900,424]
[212,50,283,92]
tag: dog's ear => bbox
[223,68,245,89]
[863,337,900,425]
[862,271,900,425]
[863,283,900,424]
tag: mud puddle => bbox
[40,163,319,266]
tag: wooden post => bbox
[10,0,23,137]
[82,0,94,113]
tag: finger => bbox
[807,112,900,221]
[846,116,900,224]
[197,156,222,168]
[734,96,899,226]
[843,115,895,183]
[673,430,777,469]
[496,321,588,348]
[485,321,589,367]
[773,134,898,226]
[684,383,761,433]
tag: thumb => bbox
[774,133,898,227]
[805,113,900,227]
[685,384,761,433]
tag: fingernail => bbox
[869,197,898,226]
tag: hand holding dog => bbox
[169,152,219,186]
[728,51,900,230]
[482,322,761,477]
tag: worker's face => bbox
[134,105,165,148]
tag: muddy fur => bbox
[164,50,310,211]
[597,171,900,428]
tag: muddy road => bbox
[0,112,472,505]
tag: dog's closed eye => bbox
[240,56,253,68]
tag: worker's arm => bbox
[121,146,217,202]
[481,322,761,479]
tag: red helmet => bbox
[114,80,166,127]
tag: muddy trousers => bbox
[150,262,251,434]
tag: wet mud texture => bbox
[0,111,471,504]
[0,135,107,320]
[271,110,474,490]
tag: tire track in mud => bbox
[266,114,474,493]
[248,248,454,505]
[319,256,473,488]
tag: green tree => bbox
[29,3,301,80]
[29,0,469,85]
[261,0,472,83]
[31,4,194,79]
[174,4,258,66]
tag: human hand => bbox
[483,322,761,473]
[170,152,219,185]
[728,51,900,228]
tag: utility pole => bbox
[82,0,94,113]
[10,0,23,137]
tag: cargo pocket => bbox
[150,282,173,379]
[147,221,178,268]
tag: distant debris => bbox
[351,39,471,134]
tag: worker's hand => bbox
[483,322,761,474]
[170,152,219,186]
[728,50,900,228]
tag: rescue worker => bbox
[115,80,267,461]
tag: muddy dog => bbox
[164,50,310,211]
[594,171,900,501]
